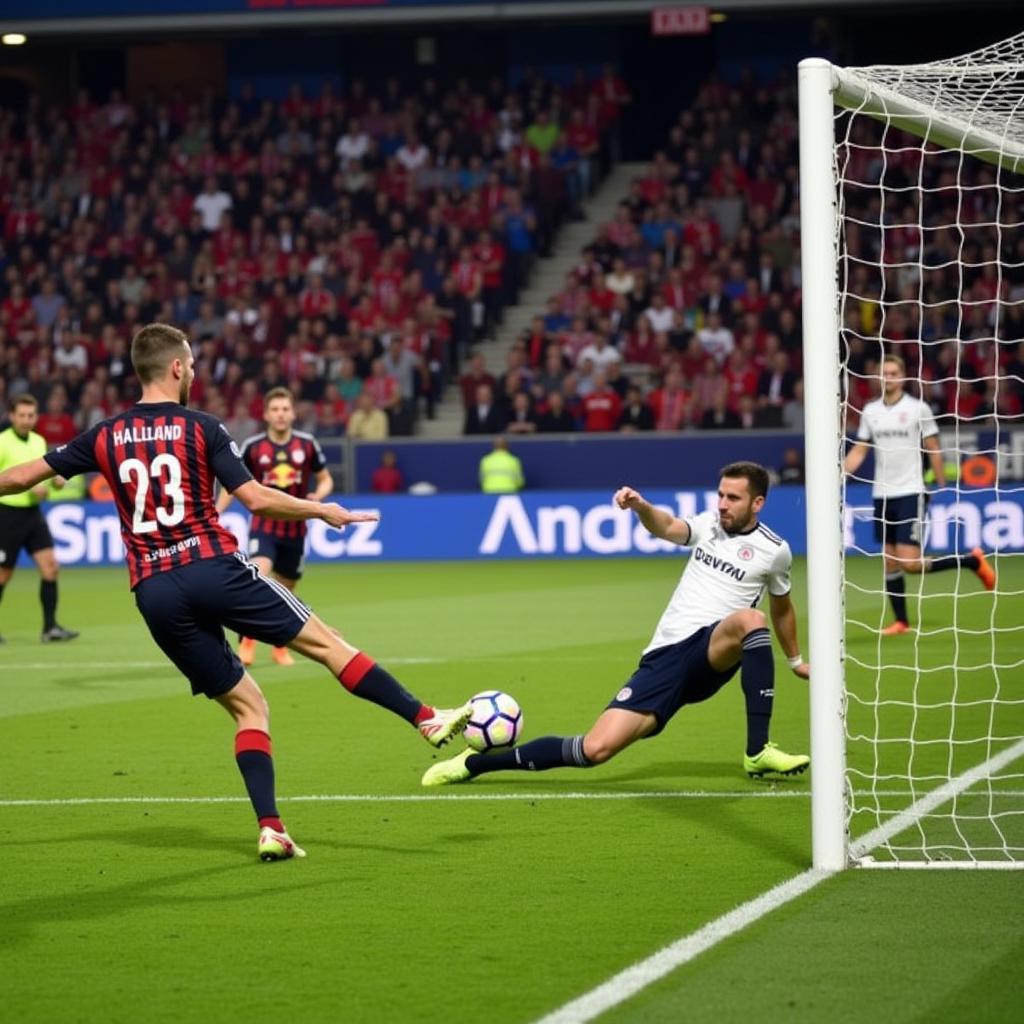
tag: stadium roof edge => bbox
[0,0,1001,40]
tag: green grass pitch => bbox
[2,556,1021,1023]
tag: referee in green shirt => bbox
[0,394,78,643]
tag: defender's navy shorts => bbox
[248,533,305,580]
[0,505,54,568]
[873,494,926,546]
[134,552,311,698]
[606,622,739,735]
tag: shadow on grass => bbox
[463,757,810,791]
[0,826,337,946]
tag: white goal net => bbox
[799,35,1024,869]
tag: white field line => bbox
[1,790,804,808]
[532,871,832,1024]
[5,788,1024,809]
[530,737,1024,1024]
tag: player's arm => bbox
[843,441,870,476]
[307,467,334,502]
[614,485,691,545]
[0,457,56,497]
[923,434,945,486]
[230,479,377,530]
[769,592,810,679]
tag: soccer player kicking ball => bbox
[216,387,334,668]
[0,324,472,862]
[844,354,995,635]
[424,462,810,788]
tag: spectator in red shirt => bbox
[371,450,405,494]
[649,366,693,431]
[35,388,77,446]
[582,370,622,432]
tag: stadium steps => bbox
[416,161,648,438]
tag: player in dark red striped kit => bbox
[0,323,472,862]
[216,387,333,668]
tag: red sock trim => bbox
[338,651,376,691]
[413,705,434,725]
[259,816,284,832]
[235,729,272,757]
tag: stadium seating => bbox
[0,70,624,444]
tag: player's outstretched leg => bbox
[422,708,655,786]
[215,674,304,861]
[925,547,996,591]
[289,615,472,747]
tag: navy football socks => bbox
[234,728,280,825]
[885,571,909,624]
[467,735,592,776]
[929,554,979,572]
[338,652,424,725]
[741,627,774,756]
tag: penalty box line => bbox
[530,737,1024,1024]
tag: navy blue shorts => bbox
[134,552,311,698]
[606,623,739,736]
[248,532,306,581]
[873,494,927,546]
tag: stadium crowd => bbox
[0,66,628,442]
[468,70,1023,436]
[1,63,1019,449]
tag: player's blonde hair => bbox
[131,323,189,384]
[883,354,906,374]
[264,386,295,409]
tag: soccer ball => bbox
[464,690,524,752]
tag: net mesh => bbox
[833,36,1024,865]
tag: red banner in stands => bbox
[650,6,711,36]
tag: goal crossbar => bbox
[832,66,1024,174]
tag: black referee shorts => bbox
[133,553,311,698]
[0,504,55,569]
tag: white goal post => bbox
[798,36,1024,871]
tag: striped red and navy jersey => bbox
[239,430,326,542]
[44,402,251,589]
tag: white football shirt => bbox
[644,511,792,654]
[856,393,938,498]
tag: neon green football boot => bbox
[743,742,810,778]
[421,746,476,787]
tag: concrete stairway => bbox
[416,161,648,438]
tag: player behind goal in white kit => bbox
[844,354,995,635]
